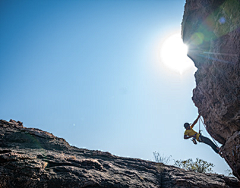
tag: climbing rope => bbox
[199,116,219,148]
[198,117,201,134]
[203,52,238,56]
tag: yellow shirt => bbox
[184,126,200,141]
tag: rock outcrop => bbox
[0,120,239,188]
[182,0,240,179]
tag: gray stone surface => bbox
[0,120,239,187]
[182,0,240,180]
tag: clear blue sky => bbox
[0,0,230,175]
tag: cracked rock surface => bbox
[182,0,240,179]
[0,120,239,187]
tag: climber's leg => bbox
[199,135,219,153]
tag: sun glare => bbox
[160,32,194,74]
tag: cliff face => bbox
[0,120,239,188]
[182,0,240,179]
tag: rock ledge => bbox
[0,120,239,188]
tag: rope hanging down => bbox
[198,116,219,147]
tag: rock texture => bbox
[182,0,240,179]
[0,120,239,188]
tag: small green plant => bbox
[153,152,172,164]
[174,158,214,173]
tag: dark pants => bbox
[199,135,219,153]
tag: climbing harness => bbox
[192,116,223,156]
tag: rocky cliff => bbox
[0,120,239,188]
[182,0,240,179]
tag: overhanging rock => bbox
[182,0,240,179]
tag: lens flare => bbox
[160,32,195,74]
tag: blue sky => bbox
[0,0,230,175]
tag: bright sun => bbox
[160,32,194,74]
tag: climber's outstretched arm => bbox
[191,114,201,128]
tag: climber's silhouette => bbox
[184,115,222,156]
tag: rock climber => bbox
[184,114,222,156]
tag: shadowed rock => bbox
[182,0,240,180]
[0,120,239,187]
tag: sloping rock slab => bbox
[0,120,239,188]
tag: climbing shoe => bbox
[192,138,197,145]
